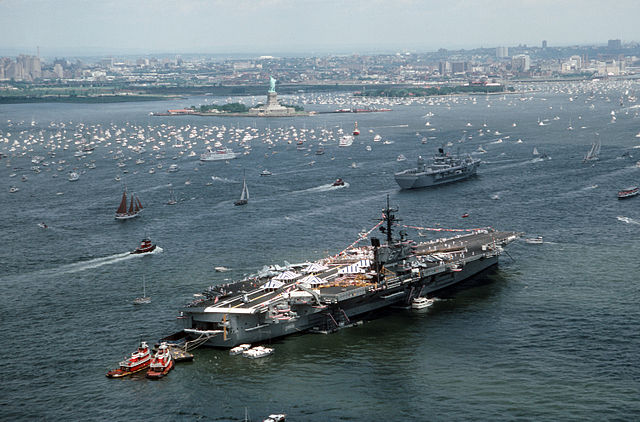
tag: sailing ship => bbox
[583,139,601,162]
[353,121,360,136]
[115,189,143,220]
[234,174,249,206]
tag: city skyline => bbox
[1,0,639,56]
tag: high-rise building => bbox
[438,60,450,75]
[16,55,41,80]
[496,46,509,59]
[608,39,622,49]
[451,61,467,74]
[511,54,531,72]
[53,63,64,79]
[542,40,548,49]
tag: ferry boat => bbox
[200,147,237,161]
[617,186,639,199]
[146,342,174,379]
[131,238,156,254]
[106,341,151,378]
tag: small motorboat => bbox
[618,186,639,199]
[263,414,287,422]
[146,342,174,379]
[131,238,156,254]
[37,222,48,229]
[106,341,152,378]
[411,297,434,310]
[332,178,345,187]
[461,213,469,218]
[242,346,274,359]
[260,169,272,176]
[229,344,252,356]
[524,236,543,244]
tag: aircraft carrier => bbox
[176,200,520,348]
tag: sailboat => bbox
[234,174,249,206]
[583,139,601,162]
[167,187,177,205]
[133,276,151,304]
[115,189,143,219]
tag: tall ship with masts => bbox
[115,189,143,220]
[175,199,520,348]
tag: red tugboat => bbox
[618,186,639,199]
[332,178,345,187]
[146,342,174,379]
[131,238,156,254]
[352,121,360,136]
[106,341,151,378]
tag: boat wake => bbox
[210,176,235,183]
[60,247,164,274]
[302,182,350,193]
[616,216,640,226]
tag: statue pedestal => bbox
[266,91,278,107]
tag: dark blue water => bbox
[1,83,640,421]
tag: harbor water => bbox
[1,83,639,420]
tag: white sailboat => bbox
[234,173,249,206]
[583,138,601,162]
[133,276,151,304]
[167,187,177,205]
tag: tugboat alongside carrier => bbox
[175,199,520,348]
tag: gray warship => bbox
[175,199,519,348]
[394,148,480,189]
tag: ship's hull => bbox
[395,163,479,189]
[182,254,499,348]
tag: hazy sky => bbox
[1,0,639,56]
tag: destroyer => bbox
[394,148,480,189]
[175,199,519,348]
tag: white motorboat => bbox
[242,346,274,359]
[229,344,252,356]
[411,297,434,310]
[524,236,543,244]
[200,147,237,161]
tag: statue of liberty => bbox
[268,76,276,93]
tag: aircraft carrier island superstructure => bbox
[177,200,520,348]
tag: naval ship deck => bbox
[185,229,519,315]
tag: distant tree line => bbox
[192,103,250,113]
[355,84,507,97]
